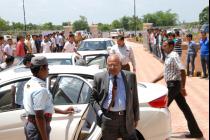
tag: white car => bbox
[0,65,171,140]
[12,52,108,70]
[77,38,115,52]
[110,29,124,39]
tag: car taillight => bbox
[149,95,168,108]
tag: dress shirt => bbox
[103,72,126,111]
[111,44,136,68]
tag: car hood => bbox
[138,82,168,103]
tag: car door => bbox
[49,74,100,140]
[0,78,30,140]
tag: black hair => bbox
[69,33,75,38]
[175,31,180,36]
[0,36,3,40]
[30,64,48,76]
[5,55,15,64]
[168,40,175,46]
[117,35,124,41]
[186,33,193,39]
[23,54,35,65]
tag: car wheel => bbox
[135,129,145,140]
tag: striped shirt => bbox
[173,38,182,57]
[164,51,185,82]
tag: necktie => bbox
[108,76,117,110]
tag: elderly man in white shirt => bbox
[110,35,136,72]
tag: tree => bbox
[120,16,130,30]
[0,17,10,31]
[111,20,122,29]
[98,23,111,31]
[41,22,54,30]
[62,22,71,26]
[72,16,89,32]
[11,22,24,31]
[128,16,143,30]
[199,6,209,24]
[143,10,178,26]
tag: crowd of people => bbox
[147,28,209,79]
[0,31,87,71]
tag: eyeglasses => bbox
[108,64,120,68]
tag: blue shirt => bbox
[103,73,126,111]
[187,41,197,55]
[200,38,209,56]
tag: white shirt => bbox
[63,41,76,52]
[111,44,136,68]
[3,44,13,56]
[41,41,51,53]
[23,77,54,115]
[164,51,185,82]
[50,37,56,48]
[31,40,37,54]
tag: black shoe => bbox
[200,76,207,79]
[185,133,203,138]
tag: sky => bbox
[0,0,209,25]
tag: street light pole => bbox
[23,0,27,32]
[134,0,137,36]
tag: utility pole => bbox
[23,0,27,33]
[134,0,137,36]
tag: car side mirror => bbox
[107,46,112,54]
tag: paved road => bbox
[126,41,209,140]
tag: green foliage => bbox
[11,22,24,31]
[111,20,122,29]
[143,10,178,26]
[0,17,10,31]
[199,6,209,24]
[72,16,89,32]
[98,23,111,31]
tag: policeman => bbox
[110,35,136,72]
[23,56,74,140]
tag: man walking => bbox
[152,40,203,138]
[91,54,139,140]
[23,56,74,140]
[110,35,136,72]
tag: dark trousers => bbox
[200,55,209,77]
[24,122,51,140]
[167,81,203,136]
[101,112,138,140]
[186,54,196,76]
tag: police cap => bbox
[31,56,48,66]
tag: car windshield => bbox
[78,41,109,51]
[47,59,72,65]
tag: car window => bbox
[53,76,92,105]
[78,83,92,104]
[78,41,107,51]
[47,59,72,65]
[87,55,107,69]
[0,79,29,113]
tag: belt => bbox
[28,113,52,124]
[103,109,126,116]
